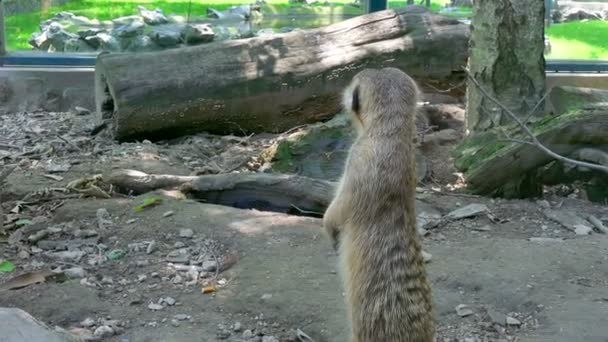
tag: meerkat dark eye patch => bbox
[351,85,360,114]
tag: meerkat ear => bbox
[351,85,360,115]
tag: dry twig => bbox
[465,69,608,174]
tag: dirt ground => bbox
[1,110,608,342]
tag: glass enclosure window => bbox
[2,0,459,54]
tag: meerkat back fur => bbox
[323,67,435,342]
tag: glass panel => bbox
[2,0,466,55]
[544,0,608,61]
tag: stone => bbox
[77,28,105,39]
[125,35,158,52]
[171,319,180,327]
[487,309,506,325]
[563,8,603,22]
[92,32,120,51]
[182,24,215,44]
[174,314,190,321]
[447,204,488,220]
[146,240,157,254]
[243,329,254,339]
[148,25,182,47]
[456,304,474,317]
[74,106,91,116]
[262,336,279,342]
[137,6,168,25]
[261,293,273,300]
[80,317,96,328]
[421,250,432,263]
[179,228,194,238]
[93,325,114,338]
[233,322,242,332]
[544,209,593,234]
[113,18,145,38]
[202,260,218,272]
[506,316,521,326]
[64,38,95,52]
[148,303,164,311]
[64,267,86,279]
[163,297,176,306]
[574,224,593,236]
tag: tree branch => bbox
[465,69,608,174]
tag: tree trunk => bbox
[96,6,469,141]
[465,0,546,133]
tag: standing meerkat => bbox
[323,67,435,342]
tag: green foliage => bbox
[546,21,608,60]
[0,260,16,273]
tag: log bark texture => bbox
[95,6,469,141]
[549,86,608,115]
[465,0,546,132]
[454,107,608,197]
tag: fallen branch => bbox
[465,69,608,174]
[106,169,334,214]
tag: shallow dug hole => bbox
[2,191,608,342]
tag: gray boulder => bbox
[182,24,215,44]
[137,6,168,25]
[148,25,183,47]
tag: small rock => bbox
[146,240,157,254]
[202,260,218,272]
[216,328,231,339]
[528,237,564,243]
[163,297,176,306]
[17,250,30,259]
[537,200,551,209]
[73,229,98,238]
[174,314,190,321]
[171,319,180,327]
[148,25,182,47]
[64,267,86,279]
[113,18,145,38]
[464,337,481,342]
[506,316,521,326]
[456,304,474,317]
[74,106,90,115]
[261,293,272,300]
[101,276,114,285]
[421,250,432,263]
[49,250,86,262]
[574,224,592,235]
[68,327,94,340]
[148,303,164,311]
[487,309,506,325]
[446,204,488,220]
[174,241,186,248]
[80,317,96,328]
[138,274,147,282]
[163,211,174,218]
[474,225,492,232]
[233,322,242,332]
[137,6,168,25]
[182,24,215,44]
[147,321,158,328]
[243,329,254,339]
[28,230,49,243]
[179,228,194,238]
[93,325,114,338]
[262,336,279,342]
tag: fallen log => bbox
[549,86,608,115]
[107,169,334,215]
[95,6,469,141]
[453,106,608,198]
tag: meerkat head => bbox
[343,67,420,136]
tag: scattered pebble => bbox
[262,336,279,342]
[506,316,521,326]
[456,304,474,317]
[261,293,273,300]
[421,250,432,263]
[163,297,176,306]
[174,241,186,248]
[17,250,30,259]
[574,224,592,236]
[233,322,242,332]
[93,325,114,338]
[446,203,488,220]
[80,317,96,328]
[74,106,91,116]
[148,303,164,311]
[179,228,194,238]
[243,330,254,339]
[202,260,218,272]
[163,211,175,217]
[64,267,86,279]
[171,319,180,327]
[146,240,157,254]
[174,314,190,321]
